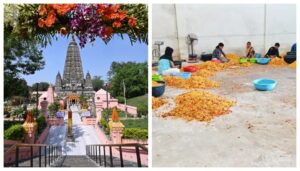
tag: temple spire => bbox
[71,35,75,42]
[63,37,84,84]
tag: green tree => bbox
[4,5,45,100]
[108,61,148,98]
[31,82,50,91]
[137,104,148,118]
[4,76,30,100]
[92,76,104,91]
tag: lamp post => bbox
[105,82,109,122]
[123,80,127,118]
[36,83,39,114]
[36,83,39,107]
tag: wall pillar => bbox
[109,122,124,144]
[40,100,48,118]
[23,110,37,144]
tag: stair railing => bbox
[4,143,62,167]
[86,143,148,167]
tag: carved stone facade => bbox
[55,37,94,98]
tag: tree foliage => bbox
[92,76,104,91]
[108,61,147,98]
[4,76,30,100]
[4,5,45,100]
[31,82,50,91]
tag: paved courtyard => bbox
[153,65,296,167]
[45,105,102,155]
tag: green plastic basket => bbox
[250,58,257,63]
[240,58,248,64]
[152,74,162,81]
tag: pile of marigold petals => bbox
[269,57,288,67]
[152,97,166,109]
[162,91,236,122]
[289,61,296,69]
[192,53,251,77]
[163,75,220,89]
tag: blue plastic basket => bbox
[180,72,191,79]
[256,58,270,65]
[256,53,262,58]
[253,78,277,91]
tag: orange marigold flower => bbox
[52,4,61,10]
[104,27,113,37]
[39,5,47,16]
[45,10,56,27]
[57,5,72,16]
[60,27,67,35]
[110,4,120,13]
[38,18,45,28]
[96,4,106,14]
[113,21,122,28]
[110,13,119,19]
[128,16,136,28]
[118,10,126,21]
[103,13,118,21]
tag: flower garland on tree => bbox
[37,4,139,47]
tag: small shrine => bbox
[109,107,124,144]
[23,110,37,143]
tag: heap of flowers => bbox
[37,4,137,47]
[152,97,166,110]
[163,75,220,89]
[269,57,288,67]
[163,91,236,122]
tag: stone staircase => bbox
[54,155,98,167]
[16,155,141,167]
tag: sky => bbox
[22,35,148,86]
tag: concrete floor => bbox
[152,65,296,167]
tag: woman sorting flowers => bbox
[245,41,256,58]
[212,42,229,63]
[158,47,180,75]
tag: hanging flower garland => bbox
[36,4,142,47]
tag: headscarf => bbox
[159,47,174,62]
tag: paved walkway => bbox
[45,105,102,155]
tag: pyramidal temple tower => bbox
[55,36,94,97]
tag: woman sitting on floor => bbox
[212,42,229,63]
[265,43,281,58]
[245,41,256,58]
[158,47,180,76]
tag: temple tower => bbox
[54,36,94,98]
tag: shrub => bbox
[137,104,148,117]
[100,118,107,127]
[123,128,148,140]
[48,101,60,117]
[12,107,24,118]
[102,108,112,119]
[99,118,110,135]
[36,115,46,134]
[117,96,125,104]
[4,124,24,140]
[4,106,11,117]
[32,108,41,118]
[4,121,24,131]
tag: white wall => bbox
[152,4,296,60]
[265,4,296,53]
[152,4,180,61]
